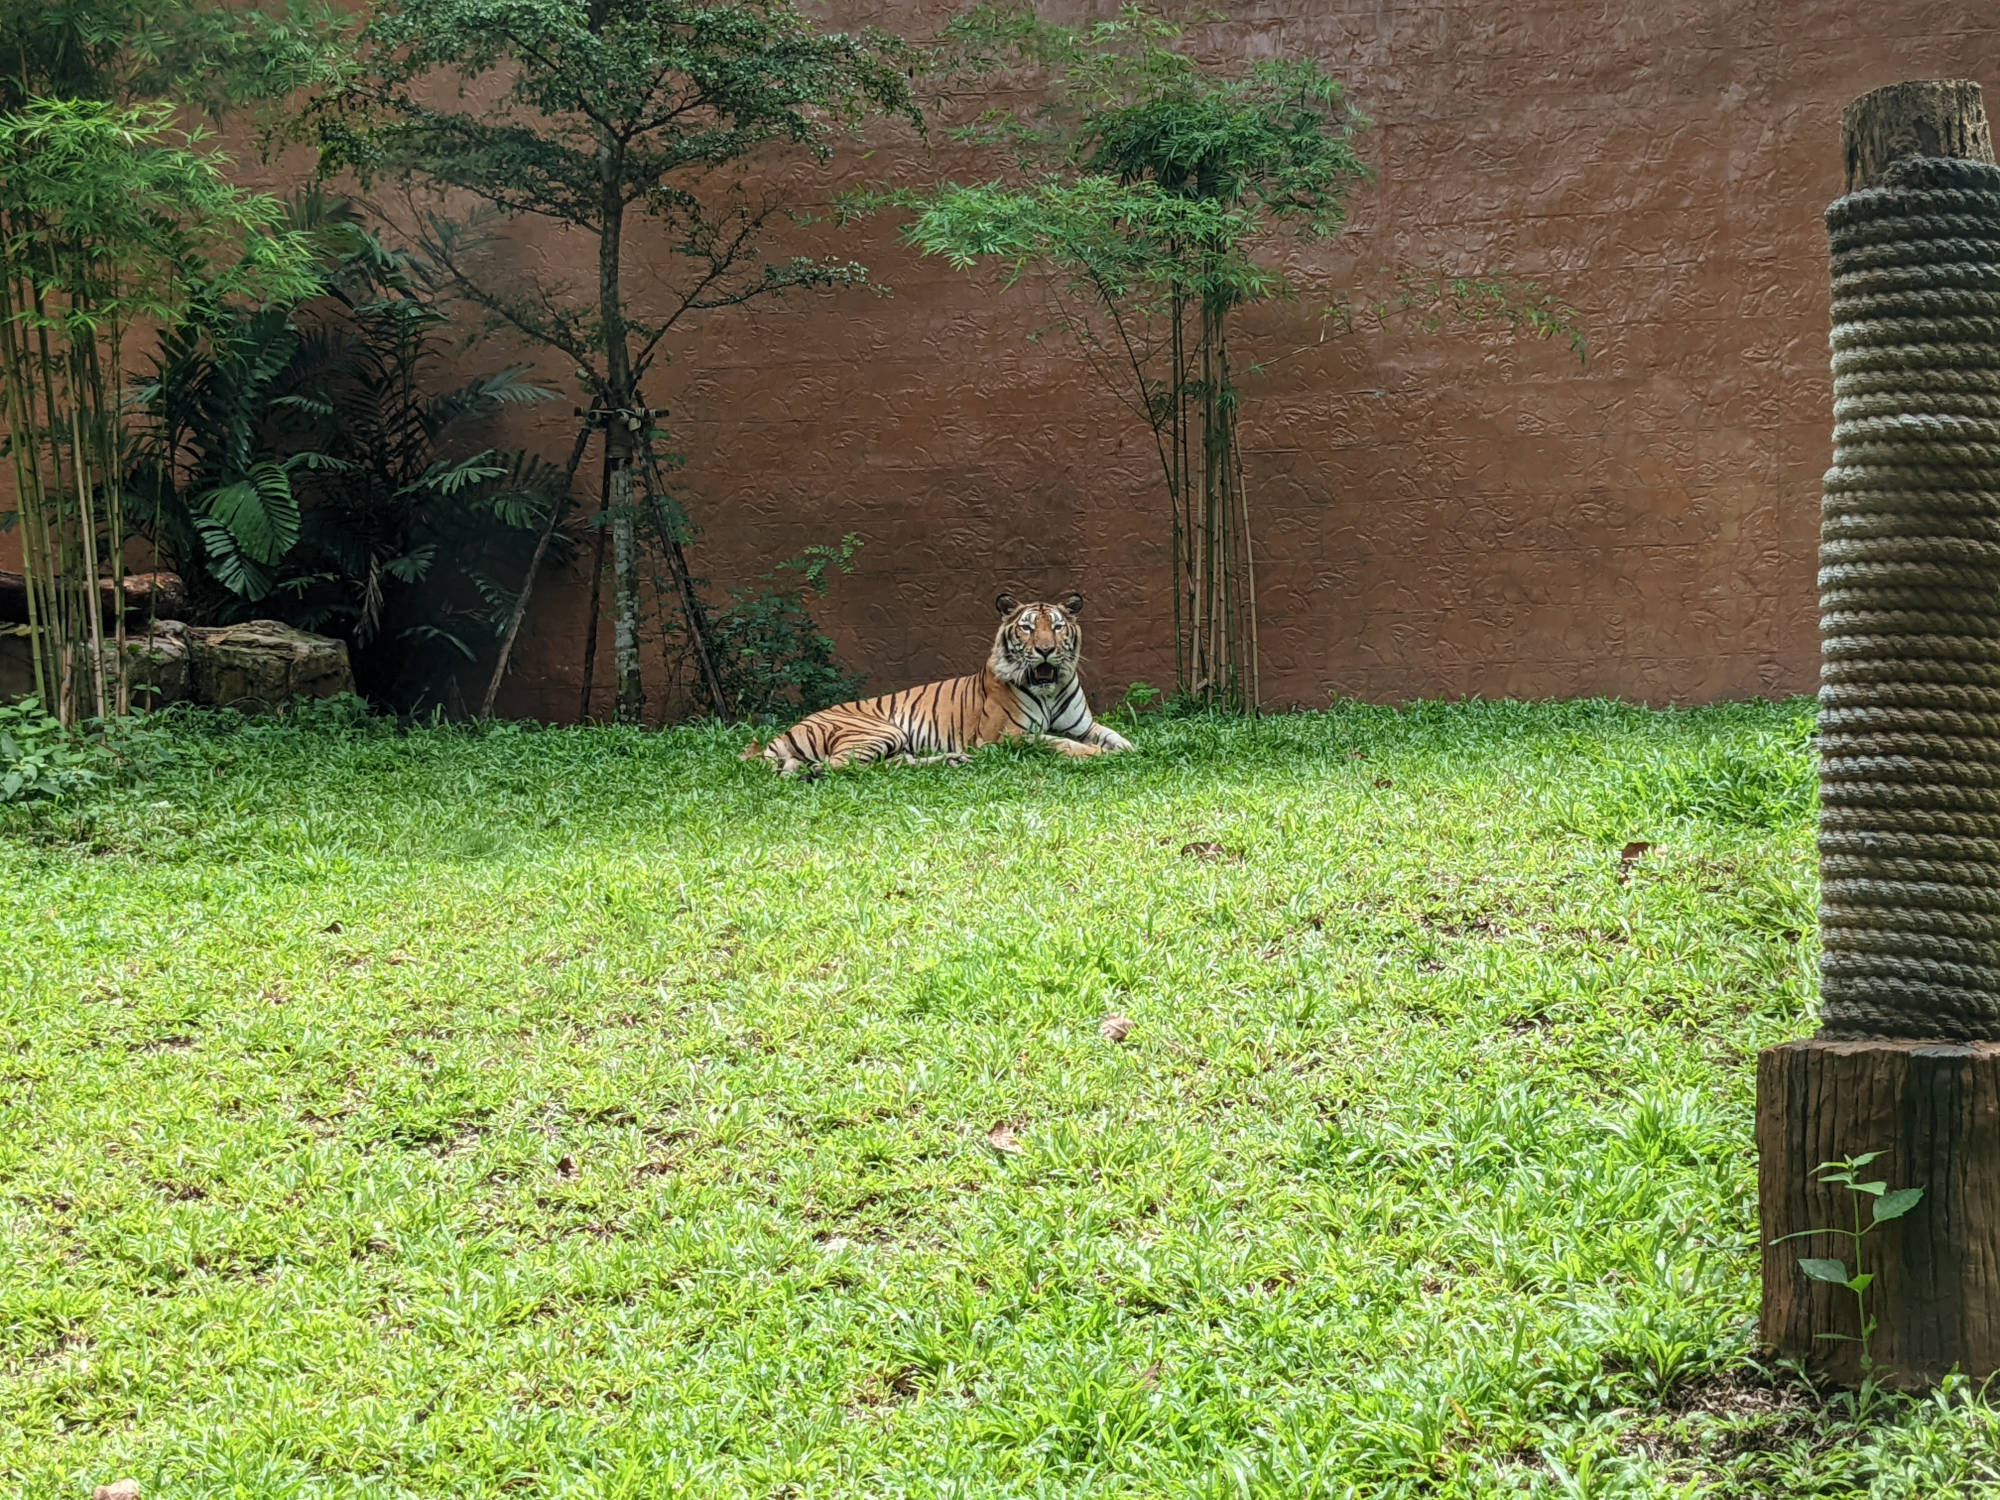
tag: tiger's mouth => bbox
[1028,663,1060,685]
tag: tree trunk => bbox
[1844,80,1995,194]
[577,449,612,723]
[0,570,183,624]
[1759,78,2000,1387]
[609,439,644,725]
[596,127,645,727]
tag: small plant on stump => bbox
[1773,1151,1924,1406]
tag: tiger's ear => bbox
[995,592,1019,616]
[1063,593,1085,616]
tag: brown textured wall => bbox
[489,0,1983,722]
[65,2,2000,720]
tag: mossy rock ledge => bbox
[1,618,353,711]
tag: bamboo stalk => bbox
[69,367,109,720]
[1234,420,1259,715]
[91,308,130,715]
[1170,277,1188,696]
[0,270,55,706]
[32,295,81,724]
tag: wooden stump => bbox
[1843,80,1994,192]
[1758,1040,2000,1387]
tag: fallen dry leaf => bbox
[556,1154,579,1178]
[986,1125,1024,1156]
[1179,840,1226,860]
[1134,1361,1161,1390]
[1099,1014,1133,1043]
[1617,840,1656,884]
[94,1482,140,1500]
[1374,777,1394,790]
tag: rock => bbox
[126,621,194,708]
[3,618,352,712]
[0,621,192,709]
[187,621,353,710]
[93,1482,141,1500]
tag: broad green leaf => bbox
[382,546,437,584]
[1874,1187,1924,1222]
[1852,1180,1887,1197]
[1799,1257,1849,1285]
[199,461,300,565]
[1846,1272,1875,1294]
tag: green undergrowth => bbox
[3,697,1996,1497]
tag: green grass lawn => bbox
[5,699,1998,1498]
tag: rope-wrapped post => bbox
[1759,79,2000,1388]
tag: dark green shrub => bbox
[707,535,866,722]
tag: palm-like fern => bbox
[130,192,568,706]
[129,299,329,603]
[288,293,557,651]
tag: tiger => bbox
[742,592,1135,776]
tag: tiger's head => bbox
[990,592,1086,694]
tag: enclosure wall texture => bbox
[16,3,1995,719]
[481,0,1992,721]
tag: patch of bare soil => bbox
[1619,1367,1821,1475]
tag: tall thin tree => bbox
[884,4,1579,710]
[316,0,920,723]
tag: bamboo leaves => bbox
[0,99,321,721]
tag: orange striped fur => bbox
[743,592,1134,776]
